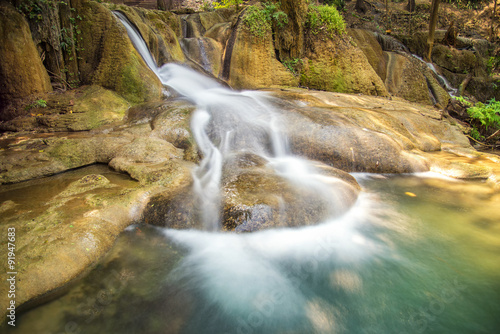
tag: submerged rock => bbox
[221,153,360,232]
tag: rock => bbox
[273,0,308,61]
[0,86,130,133]
[149,100,199,162]
[109,137,190,185]
[223,6,298,89]
[181,37,223,77]
[141,184,199,229]
[221,153,360,232]
[0,1,52,118]
[384,52,435,105]
[348,29,387,82]
[73,0,163,104]
[0,167,174,321]
[270,89,470,173]
[431,44,487,78]
[300,31,388,96]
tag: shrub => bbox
[306,4,346,37]
[242,2,288,39]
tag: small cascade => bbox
[373,31,458,97]
[113,11,159,77]
[178,14,219,76]
[412,54,458,96]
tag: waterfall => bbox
[412,54,458,96]
[114,11,355,231]
[113,11,161,80]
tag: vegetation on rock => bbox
[242,2,288,39]
[306,3,346,37]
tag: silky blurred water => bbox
[7,173,500,334]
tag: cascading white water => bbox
[412,54,458,96]
[115,11,351,231]
[113,17,389,331]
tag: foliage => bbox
[306,4,346,37]
[242,2,288,39]
[282,58,303,75]
[17,0,44,21]
[453,95,472,107]
[467,99,500,131]
[464,98,500,140]
[214,0,243,9]
[444,0,487,10]
[25,99,48,111]
[487,56,500,75]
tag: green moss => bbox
[47,139,95,168]
[119,55,148,104]
[301,60,347,92]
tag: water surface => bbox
[8,173,500,334]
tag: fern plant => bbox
[467,99,500,131]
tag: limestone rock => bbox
[221,153,360,232]
[73,0,162,104]
[301,32,388,96]
[271,89,470,173]
[348,29,387,82]
[223,7,298,89]
[0,1,52,117]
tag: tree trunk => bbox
[425,0,441,62]
[491,0,498,41]
[406,0,415,12]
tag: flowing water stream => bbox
[3,13,499,334]
[5,173,500,334]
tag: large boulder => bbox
[0,1,52,119]
[221,152,360,232]
[300,30,388,96]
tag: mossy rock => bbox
[0,1,52,117]
[301,31,388,96]
[431,44,486,77]
[74,0,162,104]
[348,29,387,82]
[224,6,298,89]
[221,154,360,231]
[109,5,185,66]
[384,51,434,105]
